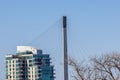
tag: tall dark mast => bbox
[63,16,68,80]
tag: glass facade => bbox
[6,46,54,80]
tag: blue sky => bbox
[0,0,120,80]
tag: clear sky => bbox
[0,0,120,80]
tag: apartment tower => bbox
[5,46,54,80]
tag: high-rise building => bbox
[5,46,54,80]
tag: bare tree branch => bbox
[69,52,120,80]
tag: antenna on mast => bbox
[63,16,68,80]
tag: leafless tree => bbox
[92,53,120,80]
[69,53,120,80]
[69,57,93,80]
